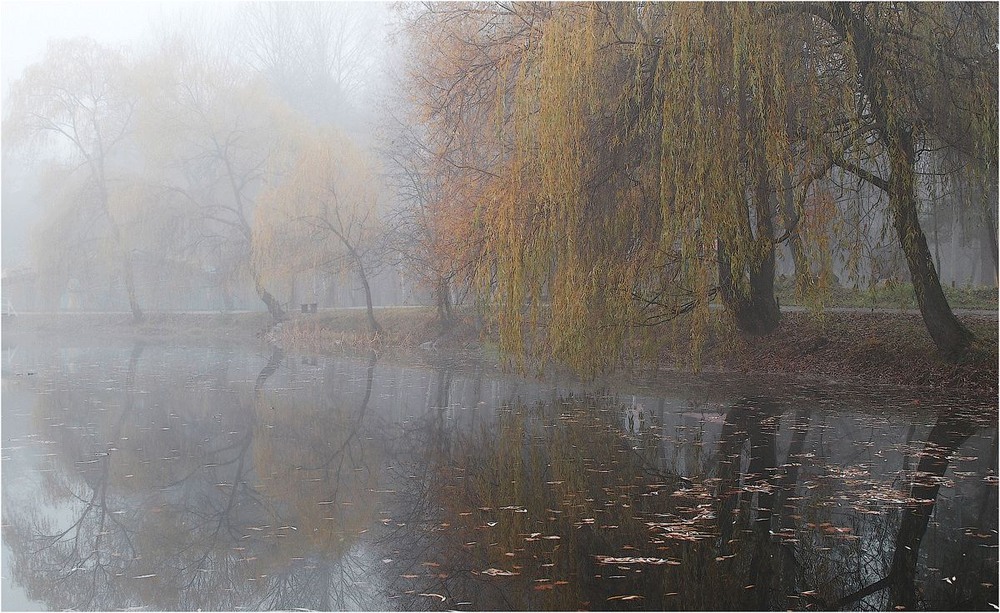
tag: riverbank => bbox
[4,307,997,395]
[3,311,274,346]
[687,310,998,394]
[263,307,998,395]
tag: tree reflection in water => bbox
[3,342,148,609]
[382,392,996,611]
[3,345,386,610]
[2,346,996,611]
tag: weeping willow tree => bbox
[253,128,386,335]
[814,2,997,358]
[394,3,544,330]
[135,35,306,323]
[481,4,834,373]
[654,5,837,335]
[472,1,995,373]
[6,38,146,322]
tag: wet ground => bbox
[2,339,997,610]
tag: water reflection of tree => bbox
[831,411,987,610]
[372,363,487,610]
[4,342,147,609]
[712,396,806,610]
[5,348,995,610]
[3,345,389,610]
[248,349,383,610]
[378,393,722,610]
[378,390,995,611]
[145,346,282,610]
[712,398,995,611]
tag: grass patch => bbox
[775,278,998,311]
[267,307,488,358]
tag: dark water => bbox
[1,339,997,611]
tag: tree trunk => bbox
[356,262,382,336]
[780,170,809,294]
[221,279,235,312]
[831,4,974,359]
[718,241,781,335]
[718,72,781,336]
[718,171,782,336]
[97,144,143,323]
[931,176,942,277]
[983,182,999,281]
[435,276,453,330]
[889,129,973,358]
[250,265,287,323]
[105,203,143,323]
[888,413,977,609]
[121,249,144,323]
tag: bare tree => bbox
[236,2,382,128]
[137,34,302,322]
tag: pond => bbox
[2,339,997,611]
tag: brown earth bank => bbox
[4,307,997,396]
[688,311,998,395]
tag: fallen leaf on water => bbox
[596,556,679,565]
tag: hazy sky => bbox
[1,1,207,89]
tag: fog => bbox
[2,1,173,269]
[2,2,216,272]
[0,6,996,611]
[0,2,996,321]
[2,1,404,316]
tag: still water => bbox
[2,339,997,611]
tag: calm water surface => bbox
[2,339,997,611]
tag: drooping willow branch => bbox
[631,286,720,327]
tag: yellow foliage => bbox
[253,128,382,284]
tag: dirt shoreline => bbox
[4,308,997,395]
